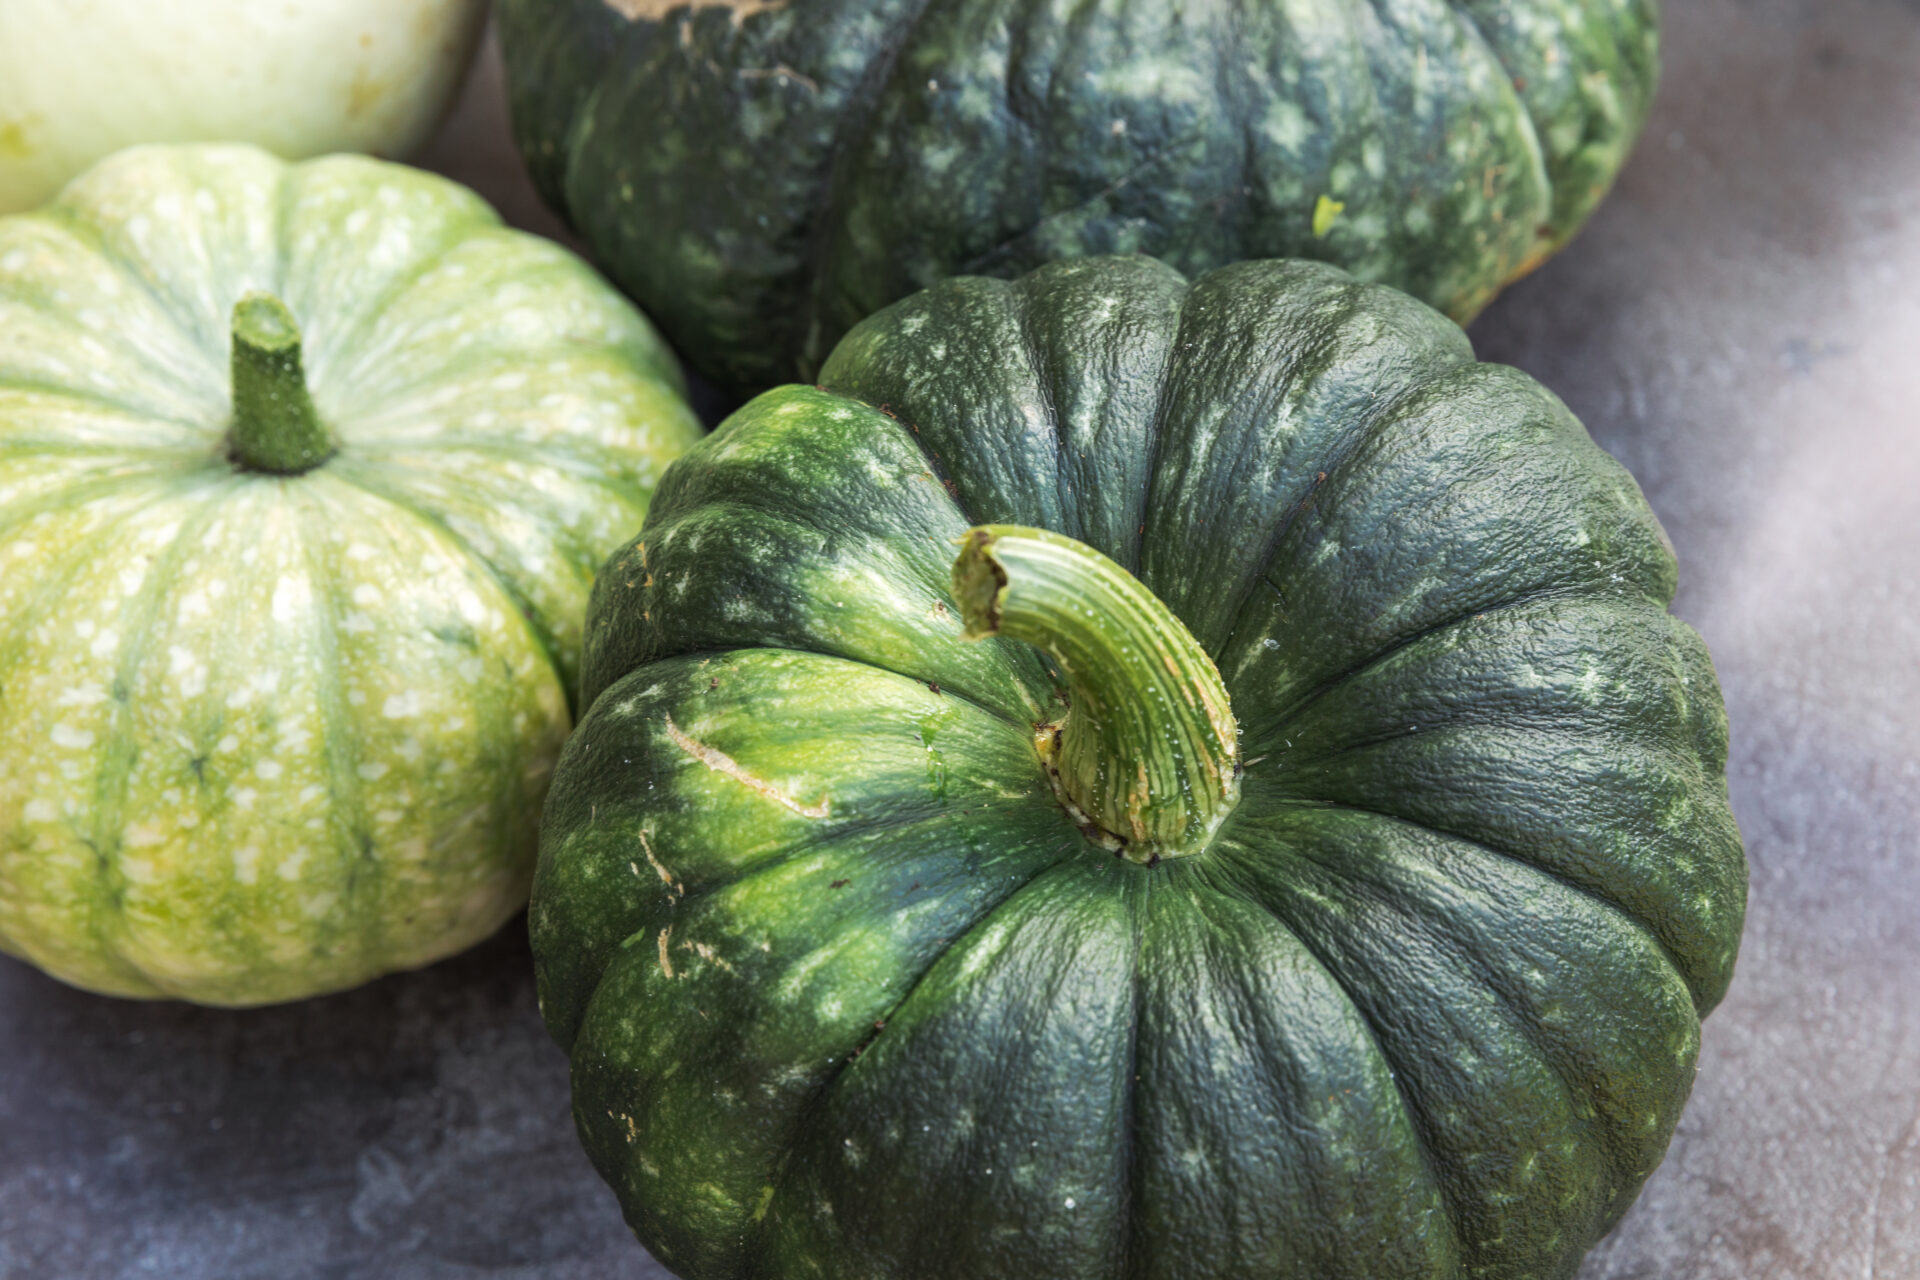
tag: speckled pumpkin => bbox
[499,0,1659,395]
[0,144,701,1005]
[533,255,1745,1279]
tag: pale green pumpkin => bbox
[0,144,701,1005]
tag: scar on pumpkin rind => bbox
[603,0,787,23]
[662,712,831,819]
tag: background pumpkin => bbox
[0,144,702,1005]
[498,0,1659,396]
[0,0,489,214]
[534,255,1746,1279]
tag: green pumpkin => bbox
[534,256,1745,1279]
[498,0,1659,396]
[0,144,702,1005]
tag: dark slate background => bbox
[4,2,1915,1276]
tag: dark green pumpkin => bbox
[533,256,1745,1279]
[499,0,1658,395]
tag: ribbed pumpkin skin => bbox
[0,145,702,1005]
[534,256,1745,1279]
[498,0,1659,395]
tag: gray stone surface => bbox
[3,2,1915,1276]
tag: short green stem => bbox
[227,293,333,475]
[953,525,1239,863]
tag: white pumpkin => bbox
[0,0,488,214]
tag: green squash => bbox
[534,255,1746,1279]
[0,144,702,1005]
[498,0,1659,396]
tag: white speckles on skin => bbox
[382,691,423,719]
[124,822,166,848]
[346,543,377,562]
[168,645,208,697]
[351,583,382,607]
[254,760,284,781]
[55,683,109,707]
[217,735,240,753]
[88,628,119,659]
[277,850,308,881]
[22,799,57,823]
[357,761,390,782]
[271,574,310,623]
[50,723,94,749]
[231,787,258,809]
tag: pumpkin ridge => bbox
[746,838,1082,1265]
[1257,796,1695,1015]
[1114,877,1148,1280]
[324,465,566,706]
[1196,849,1467,1272]
[270,159,497,385]
[0,381,208,435]
[565,660,1060,923]
[1194,308,1468,660]
[1010,278,1074,547]
[331,447,611,618]
[314,230,567,407]
[295,482,387,976]
[1016,264,1187,569]
[0,479,206,996]
[40,207,212,366]
[1123,300,1183,578]
[0,463,200,544]
[7,212,224,413]
[86,476,239,995]
[1242,578,1586,735]
[1228,826,1619,1189]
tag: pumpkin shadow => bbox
[0,922,663,1277]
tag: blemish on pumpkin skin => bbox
[737,65,819,93]
[663,712,830,818]
[0,115,39,159]
[637,829,684,895]
[683,937,737,973]
[603,0,787,21]
[657,926,675,978]
[346,68,388,121]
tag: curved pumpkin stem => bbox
[227,293,334,475]
[952,524,1238,863]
